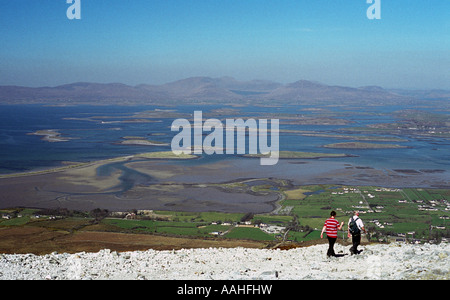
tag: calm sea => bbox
[0,104,449,179]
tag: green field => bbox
[1,185,449,244]
[225,227,275,241]
[279,185,450,243]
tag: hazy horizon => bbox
[3,76,450,92]
[1,1,449,90]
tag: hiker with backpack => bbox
[320,211,344,257]
[348,211,366,255]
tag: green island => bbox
[243,151,353,159]
[117,136,169,146]
[299,133,408,142]
[323,142,408,149]
[133,151,198,159]
[1,184,448,254]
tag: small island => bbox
[299,133,408,142]
[133,151,198,160]
[117,136,169,146]
[27,130,70,142]
[323,142,408,149]
[243,151,353,159]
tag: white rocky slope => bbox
[0,243,448,280]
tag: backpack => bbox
[349,217,360,235]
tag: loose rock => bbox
[0,243,448,280]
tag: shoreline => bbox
[0,154,448,191]
[0,151,199,179]
[0,152,449,214]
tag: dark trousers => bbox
[327,236,337,257]
[350,233,361,254]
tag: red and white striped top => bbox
[324,218,340,238]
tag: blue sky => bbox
[0,0,448,89]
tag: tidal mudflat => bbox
[0,152,448,213]
[0,104,449,213]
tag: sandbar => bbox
[0,153,448,213]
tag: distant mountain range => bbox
[0,77,448,105]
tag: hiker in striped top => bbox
[320,211,344,257]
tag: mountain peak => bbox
[287,80,325,88]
